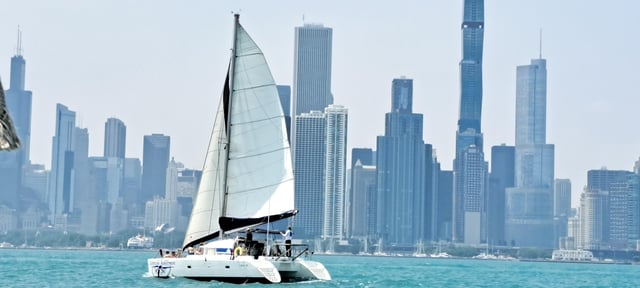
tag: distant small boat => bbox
[0,242,15,248]
[127,235,153,249]
[413,240,427,258]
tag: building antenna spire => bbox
[539,28,543,59]
[16,26,23,56]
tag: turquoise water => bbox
[1,249,639,287]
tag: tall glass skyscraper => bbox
[48,104,76,225]
[505,58,555,248]
[453,0,487,244]
[376,78,429,246]
[291,23,333,173]
[456,0,484,143]
[292,24,333,116]
[141,134,170,204]
[488,144,515,245]
[104,118,126,159]
[0,34,33,209]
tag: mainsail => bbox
[183,15,296,250]
[0,78,21,151]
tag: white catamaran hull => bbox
[148,255,281,284]
[266,257,331,282]
[147,255,330,283]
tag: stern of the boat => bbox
[147,257,175,278]
[246,257,281,283]
[297,260,331,281]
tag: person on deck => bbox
[245,228,253,251]
[280,226,292,257]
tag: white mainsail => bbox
[183,17,295,249]
[0,78,21,151]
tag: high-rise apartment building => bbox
[376,78,430,246]
[141,134,170,204]
[322,105,348,242]
[453,0,487,243]
[0,33,32,209]
[505,58,555,248]
[294,111,326,238]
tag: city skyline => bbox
[2,1,640,207]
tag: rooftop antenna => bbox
[539,28,542,59]
[16,26,22,56]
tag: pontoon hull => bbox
[148,255,281,283]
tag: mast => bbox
[220,14,240,235]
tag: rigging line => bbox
[229,146,288,160]
[227,178,294,195]
[232,115,285,126]
[235,51,264,57]
[233,83,273,92]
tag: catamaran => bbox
[147,14,330,284]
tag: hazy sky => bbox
[2,1,639,207]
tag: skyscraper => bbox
[454,145,487,244]
[453,0,486,243]
[103,117,126,223]
[0,31,33,209]
[436,169,453,241]
[292,24,333,117]
[104,118,126,159]
[350,160,376,239]
[376,78,429,246]
[291,23,333,175]
[48,104,76,225]
[505,58,555,248]
[456,0,484,142]
[276,85,292,142]
[293,111,326,238]
[584,169,637,249]
[554,179,572,217]
[141,134,170,204]
[323,104,348,242]
[488,145,514,245]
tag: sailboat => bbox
[413,240,427,258]
[0,78,21,151]
[146,14,330,284]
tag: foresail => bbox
[223,23,295,230]
[182,89,228,250]
[183,16,296,248]
[0,79,21,151]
